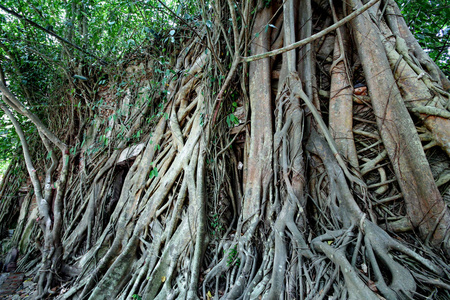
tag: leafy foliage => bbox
[0,110,35,161]
[397,0,450,76]
[0,0,201,161]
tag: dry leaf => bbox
[206,291,213,300]
[368,280,378,292]
[361,263,368,274]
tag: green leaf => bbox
[149,168,158,179]
[226,114,239,127]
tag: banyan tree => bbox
[0,0,449,298]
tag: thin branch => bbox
[241,0,380,62]
[0,4,106,64]
[0,81,67,151]
[0,101,44,203]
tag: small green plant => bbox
[149,163,158,179]
[133,130,143,140]
[210,214,223,235]
[149,168,158,179]
[226,246,240,267]
[200,113,205,127]
[132,294,142,300]
[99,135,109,146]
[226,101,240,128]
[226,114,239,127]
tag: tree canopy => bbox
[0,0,198,166]
[0,0,448,165]
[398,0,450,76]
